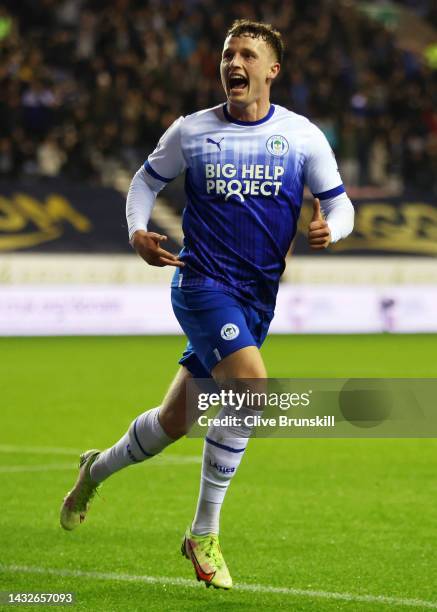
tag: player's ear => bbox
[268,62,280,82]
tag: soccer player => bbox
[60,20,354,589]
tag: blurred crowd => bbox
[0,0,436,194]
[394,0,437,27]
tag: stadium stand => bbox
[0,0,436,196]
[394,0,437,26]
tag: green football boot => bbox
[60,449,101,531]
[181,527,233,589]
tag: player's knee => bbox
[237,363,266,378]
[213,360,266,381]
[212,346,267,381]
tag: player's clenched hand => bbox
[131,230,184,267]
[308,198,331,250]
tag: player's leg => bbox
[172,287,272,588]
[190,345,266,535]
[90,365,196,483]
[159,366,197,439]
[183,346,267,589]
[60,366,193,531]
[212,344,267,381]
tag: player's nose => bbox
[229,53,243,68]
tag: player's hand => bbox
[131,230,185,267]
[308,198,331,250]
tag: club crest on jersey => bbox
[266,135,289,157]
[220,323,240,341]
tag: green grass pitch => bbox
[1,335,437,611]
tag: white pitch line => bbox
[0,456,201,474]
[0,463,76,473]
[0,444,201,466]
[1,565,436,609]
[0,444,82,456]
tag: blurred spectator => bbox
[394,0,437,27]
[21,79,57,136]
[37,132,66,177]
[0,137,15,176]
[0,0,435,193]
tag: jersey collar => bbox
[222,103,275,126]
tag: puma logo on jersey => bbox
[207,137,224,151]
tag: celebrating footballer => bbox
[61,19,354,590]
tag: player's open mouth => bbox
[228,74,248,92]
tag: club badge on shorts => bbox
[221,323,240,341]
